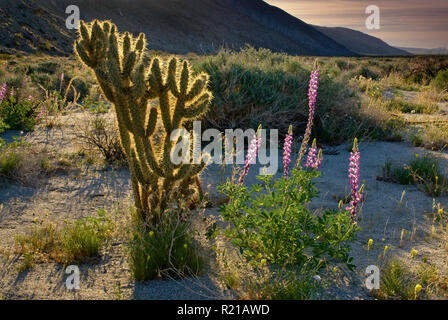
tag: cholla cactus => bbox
[74,20,212,224]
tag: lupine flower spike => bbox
[347,138,363,222]
[59,72,65,92]
[239,125,262,184]
[305,138,323,170]
[0,83,6,103]
[297,61,319,166]
[283,125,293,178]
[36,106,46,120]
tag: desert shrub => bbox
[61,209,114,263]
[381,154,446,196]
[74,114,125,164]
[36,61,59,74]
[0,148,23,178]
[381,72,419,91]
[29,68,90,102]
[247,268,321,300]
[0,96,38,130]
[356,65,380,80]
[374,260,415,300]
[401,57,448,85]
[193,47,355,143]
[218,168,358,269]
[81,95,110,114]
[384,98,438,114]
[128,209,204,281]
[410,132,424,148]
[411,125,448,151]
[432,69,448,91]
[0,137,58,184]
[15,209,113,268]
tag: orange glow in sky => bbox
[265,0,448,49]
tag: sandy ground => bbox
[1,111,448,300]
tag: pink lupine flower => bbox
[27,95,33,101]
[346,138,363,222]
[297,64,320,166]
[283,125,293,178]
[9,88,14,97]
[36,106,46,120]
[0,83,6,103]
[239,125,262,184]
[59,72,65,92]
[304,139,323,170]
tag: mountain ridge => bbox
[0,0,410,57]
[315,26,409,56]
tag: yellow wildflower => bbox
[367,239,373,251]
[414,284,422,299]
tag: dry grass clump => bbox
[73,112,126,165]
[14,209,114,271]
[373,204,448,300]
[0,137,53,185]
[410,124,448,151]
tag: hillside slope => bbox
[0,0,74,55]
[315,26,409,56]
[1,0,355,56]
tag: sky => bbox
[264,0,448,49]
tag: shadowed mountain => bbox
[1,0,355,56]
[315,26,410,56]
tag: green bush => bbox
[0,149,22,178]
[192,47,353,143]
[15,209,113,268]
[381,154,445,196]
[62,209,114,263]
[0,96,38,131]
[128,209,204,281]
[375,260,415,300]
[218,168,358,270]
[432,69,448,91]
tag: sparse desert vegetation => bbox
[1,16,448,301]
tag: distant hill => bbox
[2,0,415,57]
[1,0,355,56]
[398,47,448,55]
[315,26,410,56]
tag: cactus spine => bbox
[74,20,212,224]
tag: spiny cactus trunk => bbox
[74,20,212,225]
